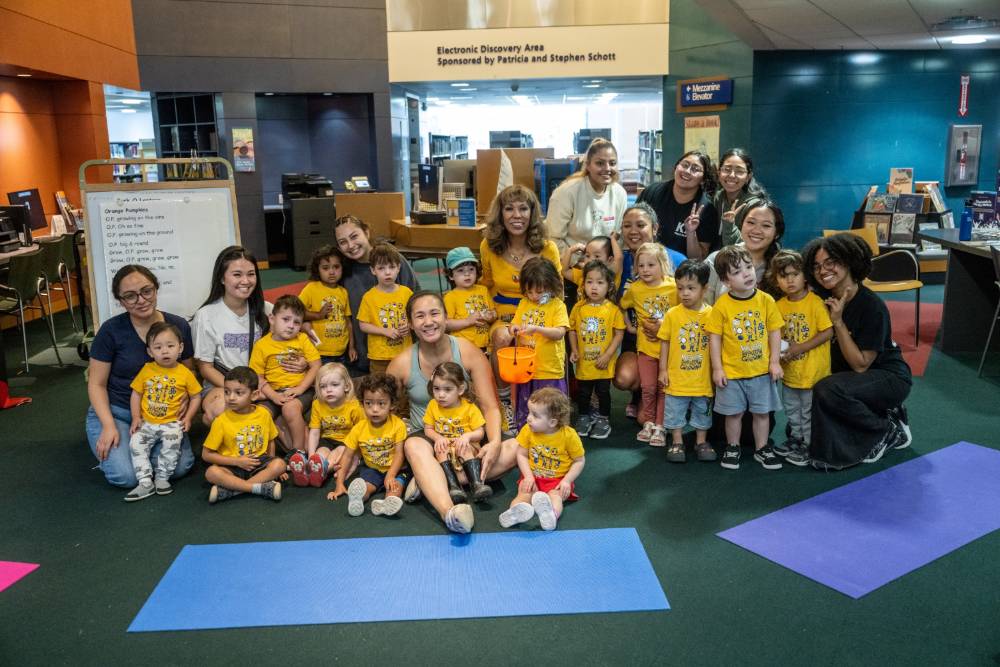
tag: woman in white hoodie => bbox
[544,138,628,254]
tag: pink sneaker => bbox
[307,453,328,487]
[288,451,309,487]
[636,421,656,442]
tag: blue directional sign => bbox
[680,78,733,107]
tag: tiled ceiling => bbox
[696,0,1000,49]
[401,76,664,107]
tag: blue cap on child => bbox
[446,246,478,271]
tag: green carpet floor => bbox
[1,269,998,666]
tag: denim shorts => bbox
[713,374,781,415]
[354,463,410,490]
[663,394,713,430]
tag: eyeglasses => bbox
[119,285,156,305]
[720,166,748,176]
[812,258,841,273]
[677,160,704,175]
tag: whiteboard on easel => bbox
[83,186,238,325]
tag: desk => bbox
[918,228,998,353]
[0,243,39,267]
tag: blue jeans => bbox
[85,403,195,488]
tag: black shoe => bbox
[887,406,912,450]
[462,458,493,503]
[754,445,783,470]
[440,462,468,504]
[720,443,741,470]
[863,421,900,464]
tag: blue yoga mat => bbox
[718,442,1000,598]
[129,527,668,632]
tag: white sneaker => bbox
[531,491,558,531]
[371,495,403,517]
[499,502,535,528]
[347,478,367,516]
[444,503,475,534]
[636,421,656,442]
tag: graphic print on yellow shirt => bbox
[309,397,363,442]
[130,362,203,424]
[444,285,493,348]
[706,290,784,380]
[620,279,679,357]
[202,405,278,458]
[249,332,320,390]
[657,304,713,397]
[569,300,625,381]
[423,399,486,438]
[344,414,407,473]
[512,297,569,380]
[299,282,351,356]
[358,285,414,360]
[777,291,832,390]
[516,425,585,479]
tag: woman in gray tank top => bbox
[387,291,520,534]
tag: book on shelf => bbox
[895,193,924,214]
[890,213,916,244]
[920,182,947,213]
[865,193,898,213]
[918,222,942,251]
[864,219,890,244]
[888,168,913,194]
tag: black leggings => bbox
[577,379,611,417]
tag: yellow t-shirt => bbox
[569,299,626,381]
[202,405,278,458]
[444,284,493,349]
[516,424,585,479]
[511,297,570,380]
[657,304,713,397]
[130,362,203,424]
[479,239,561,322]
[309,397,364,442]
[249,332,320,390]
[620,278,679,357]
[777,291,833,389]
[705,289,785,380]
[357,285,414,360]
[344,414,408,473]
[298,281,351,356]
[423,398,486,438]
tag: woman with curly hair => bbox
[637,149,719,260]
[479,185,561,422]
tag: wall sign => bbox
[232,128,255,173]
[958,74,970,118]
[678,77,733,110]
[684,116,720,163]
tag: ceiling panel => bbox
[813,0,928,36]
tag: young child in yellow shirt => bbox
[357,243,414,375]
[568,261,625,440]
[299,245,356,365]
[125,321,203,502]
[443,247,495,351]
[507,257,570,431]
[289,362,363,488]
[499,388,586,531]
[328,373,409,517]
[249,294,321,456]
[657,260,714,464]
[767,250,833,467]
[620,242,678,447]
[201,366,287,503]
[422,361,492,504]
[706,245,785,471]
[560,234,623,297]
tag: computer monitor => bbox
[0,205,32,246]
[6,188,47,231]
[417,163,442,209]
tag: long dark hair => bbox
[673,150,718,195]
[717,148,766,199]
[199,245,269,335]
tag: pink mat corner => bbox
[0,561,39,593]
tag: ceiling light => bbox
[566,96,588,101]
[952,35,988,44]
[463,88,477,92]
[589,79,603,83]
[450,82,469,87]
[449,96,473,100]
[512,95,533,106]
[323,92,333,96]
[264,92,274,96]
[121,99,144,105]
[582,84,601,88]
[120,109,136,114]
[848,52,880,65]
[16,73,32,77]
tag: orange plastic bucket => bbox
[496,346,537,384]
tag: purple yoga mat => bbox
[717,442,1000,598]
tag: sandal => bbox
[695,442,717,462]
[666,443,686,463]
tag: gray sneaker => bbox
[785,443,811,467]
[125,481,155,503]
[257,480,282,501]
[573,414,593,436]
[589,416,611,439]
[154,478,172,496]
[772,438,799,457]
[208,485,242,504]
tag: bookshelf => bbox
[429,134,469,166]
[638,130,662,186]
[153,93,221,180]
[489,130,534,148]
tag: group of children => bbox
[122,233,833,532]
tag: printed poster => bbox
[232,128,255,173]
[683,116,720,163]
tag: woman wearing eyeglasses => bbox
[85,265,197,487]
[713,148,768,247]
[637,150,719,260]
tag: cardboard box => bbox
[335,192,405,241]
[391,218,485,250]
